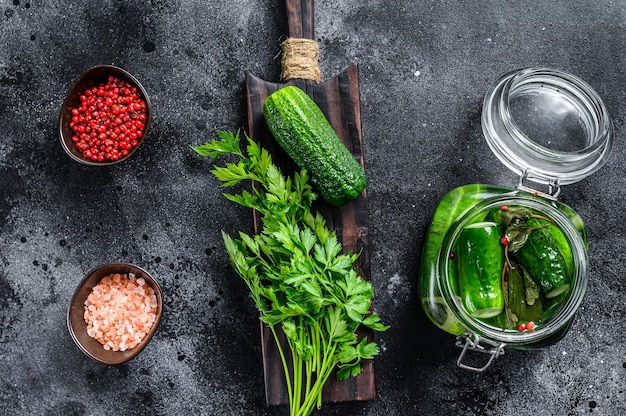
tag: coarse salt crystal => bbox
[83,272,158,351]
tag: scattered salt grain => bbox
[84,273,158,352]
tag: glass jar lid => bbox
[482,68,613,186]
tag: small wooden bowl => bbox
[58,65,152,166]
[67,263,163,365]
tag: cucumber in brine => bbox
[456,221,505,318]
[514,218,571,299]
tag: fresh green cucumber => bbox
[513,218,571,298]
[263,86,367,207]
[457,221,505,318]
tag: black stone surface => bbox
[1,1,625,415]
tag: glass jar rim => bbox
[482,67,613,186]
[438,193,589,346]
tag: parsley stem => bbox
[295,343,339,416]
[269,324,294,411]
[291,320,303,412]
[304,326,313,404]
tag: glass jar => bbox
[420,68,613,371]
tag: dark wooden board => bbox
[245,0,376,406]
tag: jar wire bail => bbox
[516,169,561,200]
[455,333,505,372]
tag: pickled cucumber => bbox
[456,221,505,318]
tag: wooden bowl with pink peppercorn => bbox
[67,262,163,365]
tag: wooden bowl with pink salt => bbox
[67,263,163,365]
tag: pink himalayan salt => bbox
[84,272,158,352]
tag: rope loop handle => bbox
[280,37,322,83]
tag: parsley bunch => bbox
[193,130,388,416]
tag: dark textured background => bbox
[1,1,625,415]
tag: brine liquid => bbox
[448,205,573,332]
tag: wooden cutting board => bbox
[245,0,375,406]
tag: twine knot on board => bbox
[280,37,322,83]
